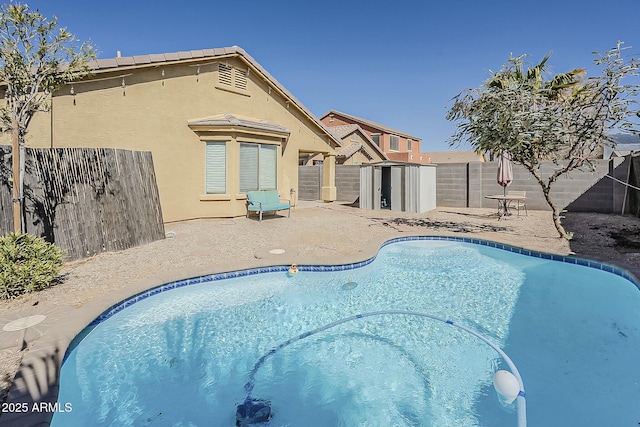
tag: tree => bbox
[0,3,95,232]
[447,42,640,239]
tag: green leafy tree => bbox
[0,2,95,232]
[447,42,640,239]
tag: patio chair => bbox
[507,190,527,216]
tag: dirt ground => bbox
[1,206,639,410]
[562,211,640,270]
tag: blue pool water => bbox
[52,239,640,426]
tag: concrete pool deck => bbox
[1,202,638,426]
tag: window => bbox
[372,134,381,147]
[240,143,277,192]
[407,139,413,151]
[205,142,226,194]
[390,135,399,151]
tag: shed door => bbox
[359,166,372,210]
[373,166,382,210]
[391,166,402,211]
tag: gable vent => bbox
[218,64,232,86]
[234,68,247,90]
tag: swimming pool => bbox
[52,237,640,426]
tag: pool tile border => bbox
[69,235,639,361]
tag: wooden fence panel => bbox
[0,146,165,261]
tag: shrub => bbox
[0,233,64,300]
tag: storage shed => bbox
[359,161,436,213]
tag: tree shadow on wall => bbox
[22,148,113,244]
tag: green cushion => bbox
[246,191,290,212]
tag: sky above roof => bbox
[26,0,640,152]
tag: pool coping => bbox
[2,234,639,426]
[84,235,640,331]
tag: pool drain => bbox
[235,398,271,426]
[342,280,358,290]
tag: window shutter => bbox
[260,145,277,190]
[205,142,226,194]
[219,64,232,86]
[240,143,259,192]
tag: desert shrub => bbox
[0,233,63,299]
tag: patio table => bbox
[485,194,527,219]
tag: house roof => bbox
[327,124,388,160]
[328,124,360,139]
[321,110,421,141]
[426,150,486,163]
[337,142,366,158]
[604,134,640,159]
[188,113,290,135]
[82,46,341,149]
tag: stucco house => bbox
[2,46,341,222]
[320,110,430,164]
[300,123,388,165]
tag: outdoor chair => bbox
[246,190,290,222]
[507,190,527,216]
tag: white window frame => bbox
[407,138,413,151]
[372,133,381,147]
[239,142,278,192]
[390,135,399,151]
[205,142,226,194]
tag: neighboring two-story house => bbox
[300,123,388,166]
[320,110,431,164]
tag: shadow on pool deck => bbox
[0,343,62,426]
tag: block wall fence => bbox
[436,157,629,214]
[300,157,634,215]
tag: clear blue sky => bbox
[25,0,640,152]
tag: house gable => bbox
[320,110,430,165]
[330,124,388,164]
[11,47,341,221]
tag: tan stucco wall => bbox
[6,56,337,222]
[341,151,365,165]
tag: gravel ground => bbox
[1,203,639,408]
